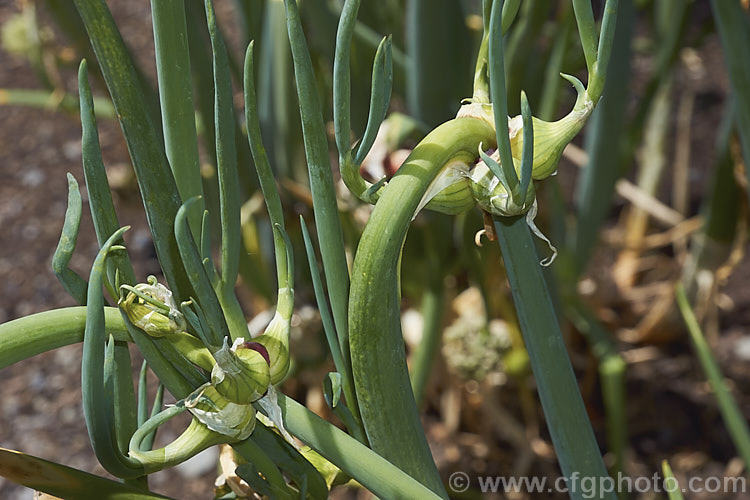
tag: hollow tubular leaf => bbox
[300,216,362,440]
[82,227,144,478]
[589,0,620,104]
[353,35,393,166]
[204,0,249,341]
[78,60,136,290]
[175,197,231,349]
[73,0,194,303]
[110,334,138,457]
[333,0,361,159]
[151,0,204,236]
[571,0,597,77]
[518,91,534,204]
[243,41,289,290]
[299,216,344,385]
[52,173,88,305]
[488,0,520,199]
[205,0,240,292]
[282,0,352,400]
[493,216,614,500]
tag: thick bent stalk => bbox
[349,116,496,497]
[0,308,442,499]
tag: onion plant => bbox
[18,0,750,499]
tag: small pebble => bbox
[733,336,750,361]
[174,447,219,478]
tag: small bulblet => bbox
[211,338,271,404]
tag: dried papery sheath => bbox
[257,386,296,447]
[456,101,495,127]
[524,200,557,266]
[185,383,257,441]
[211,337,271,404]
[119,276,186,337]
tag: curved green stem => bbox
[130,408,249,479]
[2,306,442,498]
[349,116,496,497]
[130,405,187,455]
